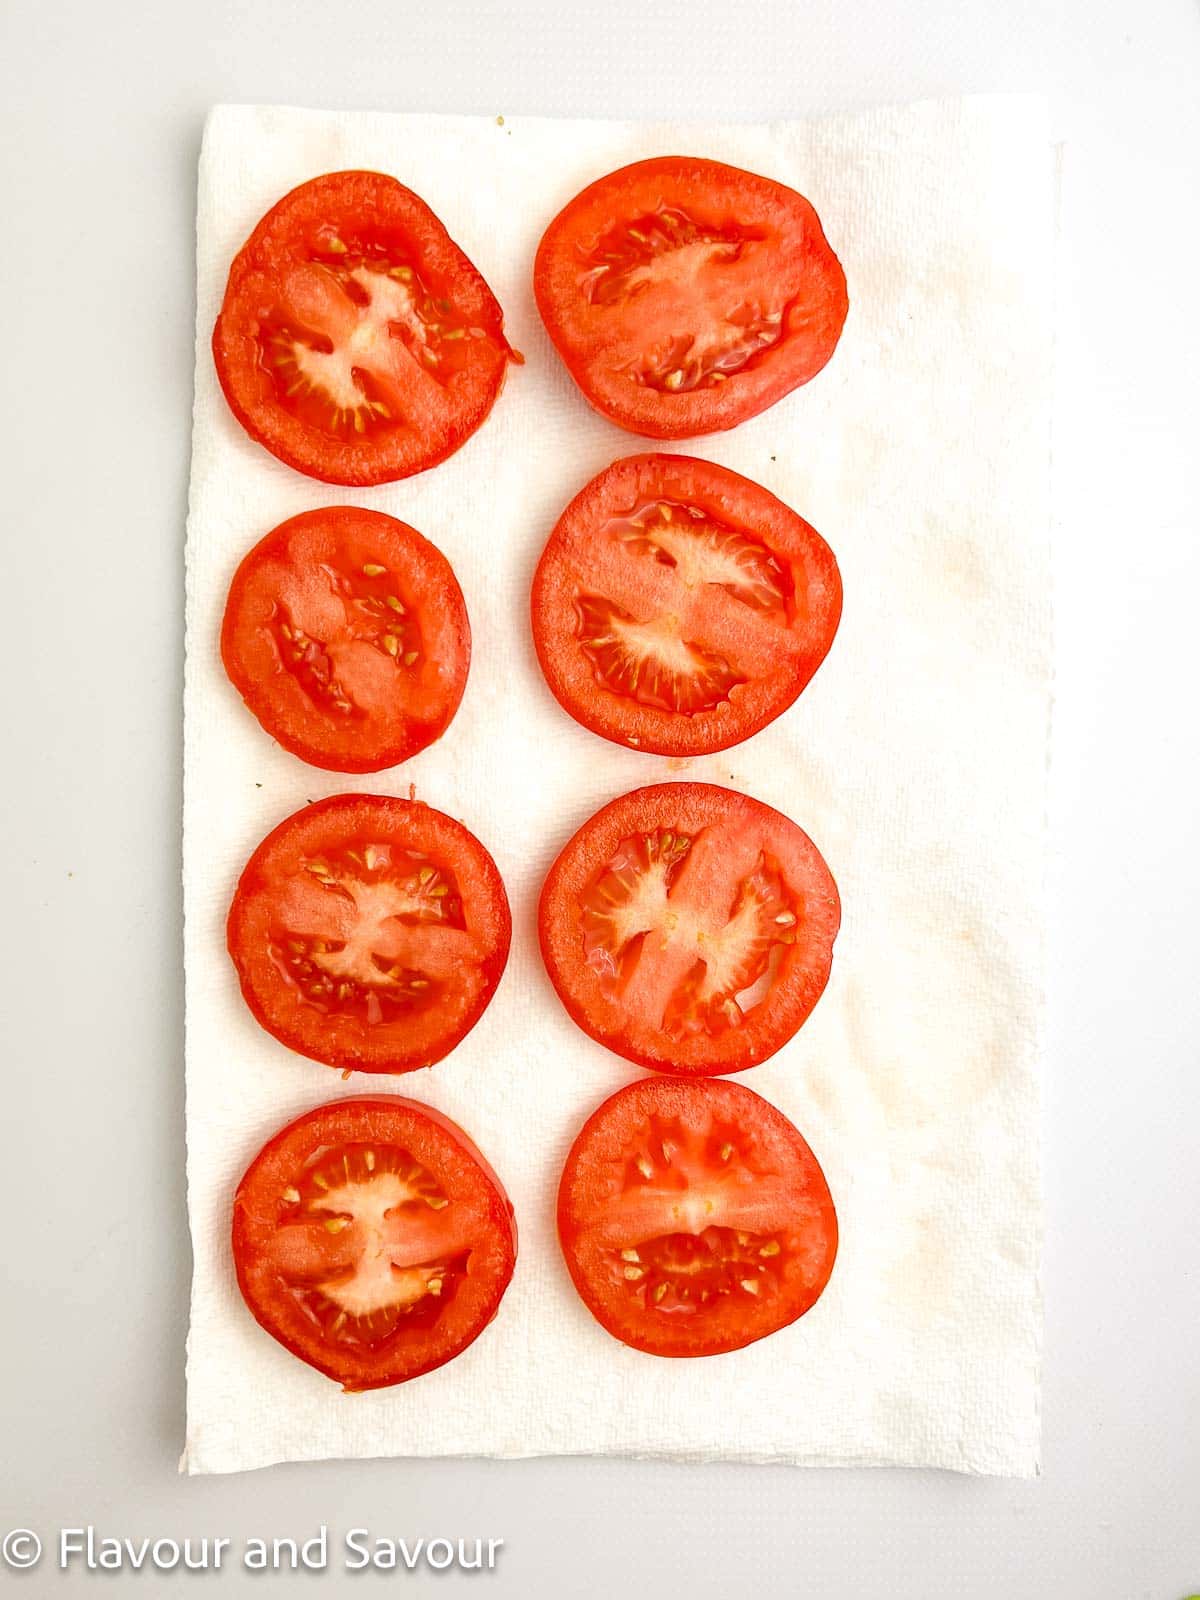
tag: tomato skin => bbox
[534,156,847,439]
[538,783,840,1076]
[558,1076,836,1357]
[213,171,516,485]
[227,795,511,1075]
[530,453,842,756]
[220,507,471,774]
[233,1096,517,1390]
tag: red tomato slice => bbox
[558,1076,836,1357]
[228,796,511,1075]
[221,507,470,774]
[233,1096,517,1389]
[534,157,847,438]
[531,453,841,755]
[539,783,839,1076]
[213,171,518,485]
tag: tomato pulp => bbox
[558,1076,836,1356]
[228,796,511,1074]
[214,171,518,484]
[539,784,839,1075]
[221,507,470,773]
[233,1096,517,1389]
[534,156,847,438]
[531,453,841,755]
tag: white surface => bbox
[2,0,1197,1592]
[184,97,1049,1477]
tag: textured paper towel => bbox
[183,96,1051,1476]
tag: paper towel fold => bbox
[183,95,1051,1476]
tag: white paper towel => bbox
[183,96,1051,1476]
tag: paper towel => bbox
[183,96,1051,1475]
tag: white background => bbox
[0,0,1196,1593]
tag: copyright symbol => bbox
[1,1529,42,1569]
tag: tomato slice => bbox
[221,507,470,773]
[531,454,841,755]
[558,1076,836,1357]
[233,1096,517,1389]
[213,171,518,485]
[533,157,847,438]
[539,784,839,1075]
[227,795,511,1075]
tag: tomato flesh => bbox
[534,157,847,438]
[233,1096,517,1389]
[221,507,470,773]
[214,171,517,484]
[228,795,511,1075]
[539,783,839,1075]
[558,1076,836,1356]
[532,454,841,754]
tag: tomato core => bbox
[572,492,793,718]
[269,840,464,1028]
[268,1141,465,1347]
[579,825,798,1043]
[581,205,783,392]
[260,245,494,446]
[595,1112,791,1317]
[271,561,422,719]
